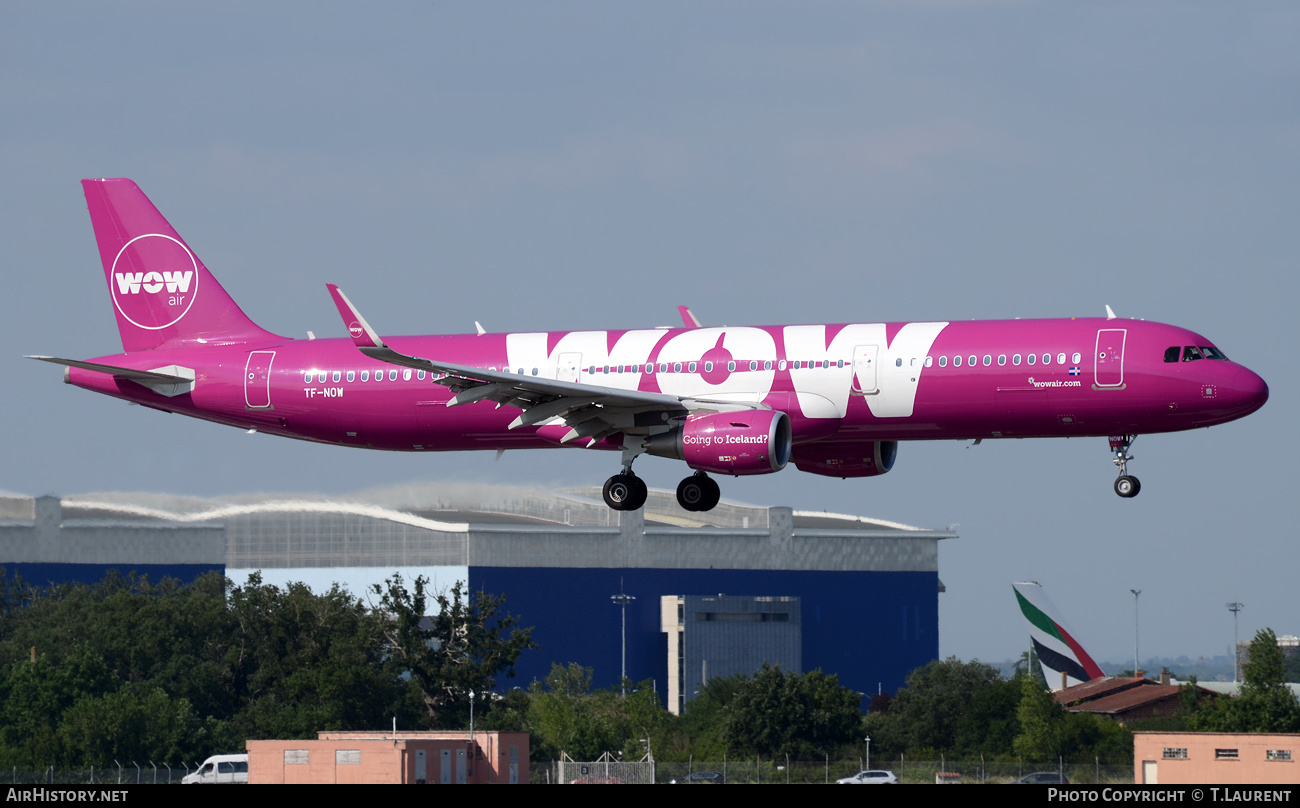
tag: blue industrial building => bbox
[0,484,954,708]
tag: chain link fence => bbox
[542,757,1132,784]
[3,763,201,785]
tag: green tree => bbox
[220,574,411,744]
[1194,629,1300,733]
[526,663,670,762]
[723,664,860,759]
[866,657,1019,759]
[1013,673,1062,759]
[373,575,536,728]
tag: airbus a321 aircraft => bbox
[32,179,1269,512]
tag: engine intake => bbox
[645,410,792,475]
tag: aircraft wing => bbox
[326,285,759,446]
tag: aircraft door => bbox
[244,351,275,409]
[1094,329,1127,388]
[557,352,582,383]
[851,345,879,394]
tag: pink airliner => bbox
[32,179,1268,512]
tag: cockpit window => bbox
[1182,346,1204,362]
[1164,347,1180,363]
[1201,346,1227,360]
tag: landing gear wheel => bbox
[603,473,648,511]
[1108,435,1140,499]
[1114,475,1141,498]
[676,473,721,512]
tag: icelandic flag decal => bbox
[1069,366,1081,376]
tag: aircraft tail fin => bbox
[81,179,282,352]
[1013,582,1105,690]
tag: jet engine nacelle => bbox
[645,410,792,475]
[792,439,898,478]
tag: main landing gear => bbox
[676,472,721,512]
[1109,434,1141,498]
[601,438,723,512]
[602,471,648,511]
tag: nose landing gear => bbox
[1109,435,1141,498]
[676,472,721,512]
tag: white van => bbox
[182,754,249,784]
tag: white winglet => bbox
[1105,305,1117,320]
[475,321,486,336]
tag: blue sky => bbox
[4,2,1295,667]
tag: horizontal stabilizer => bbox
[27,356,196,397]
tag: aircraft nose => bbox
[1222,364,1269,418]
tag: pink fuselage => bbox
[67,318,1268,460]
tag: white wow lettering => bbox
[505,323,949,419]
[114,271,194,295]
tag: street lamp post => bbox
[1227,602,1244,682]
[1131,589,1141,677]
[611,581,636,696]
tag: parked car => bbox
[1010,771,1070,784]
[836,769,898,784]
[671,770,725,784]
[182,754,248,784]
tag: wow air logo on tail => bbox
[110,234,199,330]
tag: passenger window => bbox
[674,362,683,373]
[939,356,947,367]
[837,359,845,368]
[1042,354,1051,365]
[968,355,977,367]
[1071,352,1081,364]
[778,360,787,371]
[1056,353,1066,365]
[689,362,698,373]
[361,370,369,382]
[303,372,313,384]
[403,369,412,381]
[1012,354,1021,366]
[704,361,713,372]
[998,355,1006,366]
[1027,354,1036,366]
[953,356,962,367]
[983,355,991,366]
[896,358,903,367]
[347,371,355,382]
[390,370,398,381]
[728,361,737,371]
[332,371,341,383]
[924,357,933,367]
